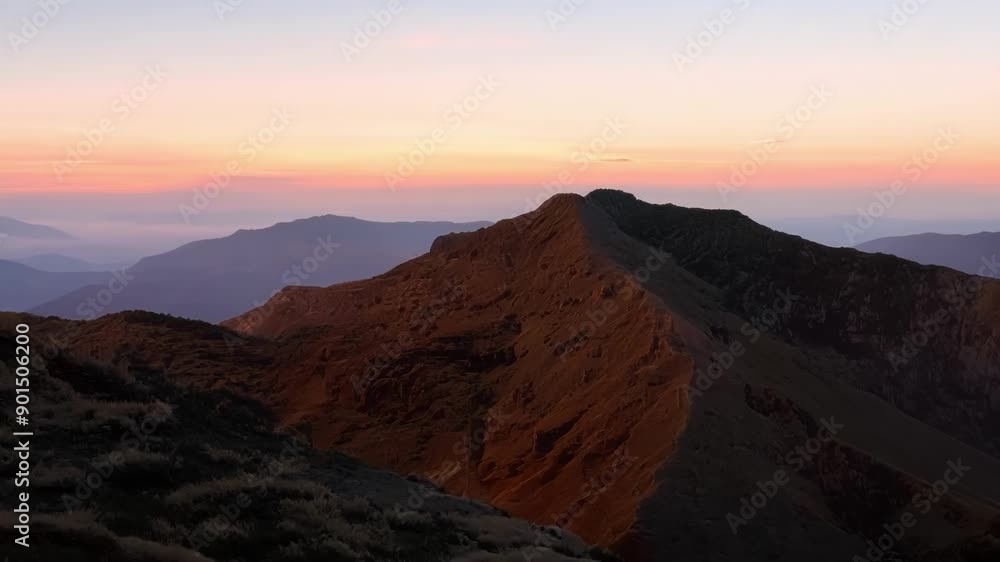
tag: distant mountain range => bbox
[857,232,1000,277]
[0,260,109,311]
[10,253,129,272]
[767,216,1000,248]
[28,215,490,322]
[0,216,74,239]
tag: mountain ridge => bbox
[857,231,1000,278]
[0,259,110,312]
[19,191,1000,561]
[28,215,491,322]
[0,216,75,239]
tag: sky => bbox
[1,0,999,234]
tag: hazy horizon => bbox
[3,186,1000,263]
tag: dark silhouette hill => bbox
[857,231,1000,278]
[29,215,490,323]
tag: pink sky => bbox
[2,0,998,210]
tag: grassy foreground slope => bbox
[0,320,614,562]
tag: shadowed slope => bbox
[586,189,1000,457]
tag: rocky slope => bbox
[220,195,693,549]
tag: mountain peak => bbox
[538,191,585,208]
[586,188,638,202]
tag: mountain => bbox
[0,260,110,311]
[11,253,129,273]
[20,191,1000,561]
[222,191,1000,560]
[31,190,1000,562]
[857,232,1000,277]
[29,215,491,323]
[0,216,74,239]
[767,216,1000,248]
[0,317,612,562]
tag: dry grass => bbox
[202,444,250,465]
[0,323,613,562]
